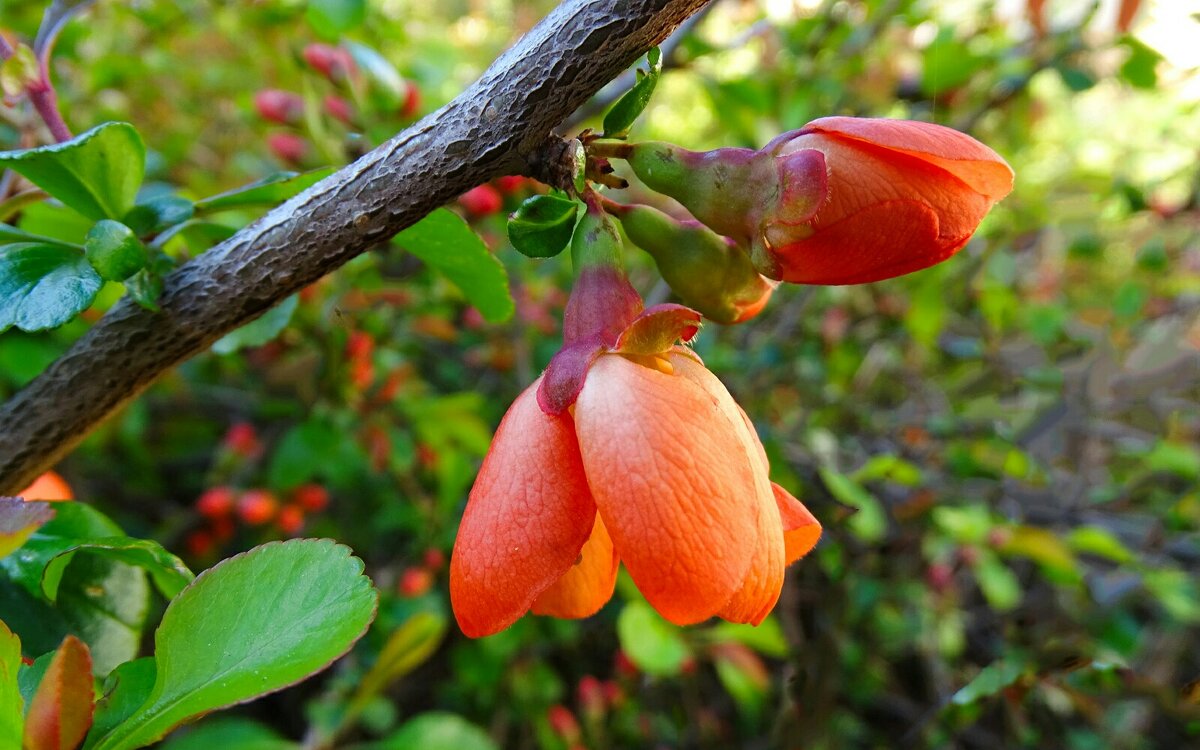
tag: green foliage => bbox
[602,47,662,139]
[507,194,578,259]
[1,1,1198,748]
[0,123,144,222]
[89,540,377,749]
[395,209,514,323]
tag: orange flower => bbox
[760,117,1014,284]
[449,331,820,637]
[621,117,1013,286]
[18,470,73,501]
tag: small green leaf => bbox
[86,659,155,750]
[90,539,377,750]
[0,498,55,561]
[1,502,191,603]
[367,712,497,750]
[211,295,299,355]
[819,469,887,542]
[0,242,101,332]
[193,169,334,214]
[396,208,514,323]
[0,122,145,222]
[1119,37,1161,89]
[974,550,1021,611]
[0,620,22,748]
[602,47,663,139]
[85,220,147,282]
[0,223,77,248]
[951,659,1027,706]
[307,0,366,35]
[507,195,578,259]
[344,42,405,109]
[1066,527,1134,564]
[350,612,446,714]
[709,617,788,659]
[122,197,194,237]
[616,600,690,677]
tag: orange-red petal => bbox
[450,380,596,637]
[574,354,760,626]
[799,117,1014,200]
[772,482,822,564]
[532,513,619,618]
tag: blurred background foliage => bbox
[2,0,1199,747]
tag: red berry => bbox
[602,680,624,708]
[186,530,214,557]
[223,422,262,458]
[323,94,353,124]
[345,330,374,361]
[254,89,304,124]
[457,185,502,217]
[495,175,528,194]
[926,562,954,593]
[237,490,278,525]
[196,486,236,519]
[303,43,355,82]
[266,132,308,165]
[546,705,581,743]
[614,649,638,679]
[398,566,433,597]
[292,483,329,513]
[422,548,445,571]
[401,80,421,119]
[277,504,305,535]
[577,675,605,717]
[211,516,235,541]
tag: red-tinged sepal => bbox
[538,335,606,415]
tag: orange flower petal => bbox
[19,471,74,502]
[450,380,596,637]
[574,354,760,626]
[771,198,948,285]
[800,117,1014,200]
[717,487,784,625]
[773,482,822,564]
[532,513,619,618]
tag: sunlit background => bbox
[1,0,1198,747]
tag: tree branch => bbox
[0,0,714,493]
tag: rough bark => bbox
[0,0,713,493]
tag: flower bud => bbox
[254,89,304,124]
[620,117,1013,285]
[759,117,1013,284]
[612,202,772,324]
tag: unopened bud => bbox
[612,202,772,324]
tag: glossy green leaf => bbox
[395,208,513,323]
[616,600,689,677]
[0,620,22,748]
[85,220,147,282]
[0,223,76,248]
[507,194,578,259]
[211,295,299,355]
[85,659,155,750]
[122,197,194,237]
[0,122,145,222]
[307,0,365,35]
[0,242,101,332]
[91,539,377,750]
[193,169,333,214]
[602,47,662,139]
[366,712,497,750]
[1,502,192,603]
[347,612,446,722]
[345,41,405,108]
